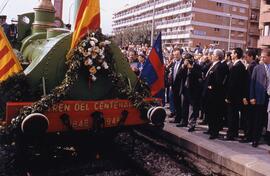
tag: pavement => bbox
[160,115,270,176]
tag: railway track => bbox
[0,127,200,176]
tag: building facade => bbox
[113,0,259,50]
[248,0,260,48]
[258,0,270,48]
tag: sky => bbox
[1,0,139,34]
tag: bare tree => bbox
[113,25,151,46]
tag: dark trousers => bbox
[173,90,182,123]
[227,104,241,138]
[206,101,222,136]
[189,102,200,128]
[182,94,189,125]
[182,91,200,127]
[250,105,267,143]
[169,89,175,114]
[241,105,253,139]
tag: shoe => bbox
[239,138,251,143]
[188,127,195,132]
[203,131,210,134]
[199,121,207,125]
[176,124,187,127]
[169,120,180,123]
[209,135,218,140]
[169,113,175,118]
[225,136,235,141]
[252,141,258,147]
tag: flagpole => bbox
[150,0,157,46]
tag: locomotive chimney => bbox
[32,0,56,33]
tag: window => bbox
[238,32,244,38]
[214,28,220,31]
[216,2,222,7]
[238,19,245,25]
[213,41,219,45]
[232,6,237,11]
[194,30,206,36]
[239,8,246,13]
[216,15,222,19]
[264,24,270,36]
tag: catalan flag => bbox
[0,27,22,82]
[140,33,165,104]
[70,0,100,50]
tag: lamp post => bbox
[150,0,157,46]
[227,13,232,51]
[68,2,74,25]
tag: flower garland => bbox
[1,30,154,142]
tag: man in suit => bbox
[225,48,248,140]
[170,48,186,124]
[219,54,230,129]
[250,48,270,147]
[180,53,203,131]
[203,49,226,139]
[240,49,258,143]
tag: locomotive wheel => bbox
[21,113,49,134]
[148,106,166,126]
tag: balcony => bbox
[260,11,270,24]
[249,30,260,36]
[258,36,270,47]
[156,16,192,29]
[265,0,270,5]
[113,4,193,28]
[250,3,260,10]
[162,31,191,40]
[162,30,190,36]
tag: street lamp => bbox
[68,2,75,25]
[150,0,157,46]
[227,13,232,51]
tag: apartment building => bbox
[113,0,258,50]
[258,0,270,48]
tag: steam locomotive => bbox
[0,0,166,144]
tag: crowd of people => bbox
[121,43,270,148]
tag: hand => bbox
[243,98,248,105]
[208,86,212,90]
[225,99,231,103]
[250,99,256,105]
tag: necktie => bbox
[205,63,214,78]
[173,61,180,81]
[265,64,270,95]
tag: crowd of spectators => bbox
[121,42,270,148]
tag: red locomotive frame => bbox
[5,99,156,133]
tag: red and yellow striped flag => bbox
[0,27,22,82]
[70,0,100,50]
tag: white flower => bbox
[90,41,96,47]
[102,62,109,69]
[91,75,97,81]
[90,37,99,43]
[96,66,101,70]
[99,48,104,55]
[104,40,111,45]
[84,58,93,66]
